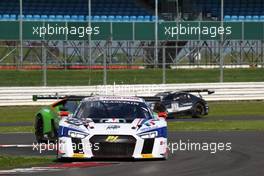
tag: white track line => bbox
[0,167,62,174]
[0,145,33,148]
[0,132,33,134]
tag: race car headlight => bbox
[139,131,158,139]
[68,130,88,139]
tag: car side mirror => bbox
[158,112,168,119]
[59,111,70,117]
[59,107,68,111]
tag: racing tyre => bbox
[56,139,71,162]
[162,148,169,160]
[35,115,46,143]
[56,140,63,161]
[192,103,205,118]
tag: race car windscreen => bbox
[63,100,79,113]
[74,100,152,120]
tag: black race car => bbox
[154,89,214,118]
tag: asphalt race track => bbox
[1,115,263,128]
[0,115,263,128]
[1,131,264,176]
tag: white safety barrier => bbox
[0,82,264,106]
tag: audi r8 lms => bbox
[33,95,162,143]
[57,96,168,159]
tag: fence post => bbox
[162,46,166,84]
[42,41,47,86]
[103,48,107,85]
[219,0,224,83]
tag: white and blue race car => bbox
[57,96,168,160]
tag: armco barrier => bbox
[0,65,144,70]
[0,82,264,106]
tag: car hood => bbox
[59,117,166,135]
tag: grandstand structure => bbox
[0,0,263,68]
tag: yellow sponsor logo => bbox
[73,153,85,158]
[105,136,119,142]
[141,154,154,158]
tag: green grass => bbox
[0,126,33,133]
[168,120,264,131]
[208,101,264,116]
[1,68,264,86]
[0,155,54,170]
[0,106,41,123]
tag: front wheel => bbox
[35,115,46,143]
[192,103,205,118]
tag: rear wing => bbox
[139,96,161,102]
[181,89,215,95]
[32,94,161,102]
[32,94,90,101]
